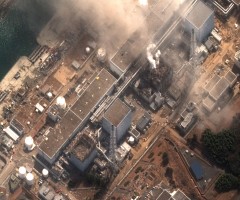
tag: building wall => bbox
[184,12,214,42]
[109,61,124,77]
[102,110,132,143]
[69,148,97,172]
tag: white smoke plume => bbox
[147,43,161,69]
[50,0,147,54]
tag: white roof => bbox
[35,103,44,113]
[122,141,131,152]
[4,126,19,141]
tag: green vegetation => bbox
[201,128,240,192]
[215,174,240,192]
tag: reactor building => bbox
[38,69,116,164]
[184,1,214,42]
[102,98,132,143]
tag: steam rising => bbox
[51,0,147,53]
[138,0,148,7]
[147,43,161,69]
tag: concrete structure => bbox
[10,118,24,136]
[136,112,151,133]
[67,132,97,172]
[235,50,240,68]
[1,135,14,150]
[203,71,237,112]
[38,69,116,164]
[71,60,80,70]
[115,142,131,163]
[3,126,19,142]
[184,1,214,42]
[102,98,132,143]
[39,185,55,200]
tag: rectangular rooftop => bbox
[39,110,82,159]
[71,69,116,120]
[104,98,131,126]
[186,1,214,29]
[39,69,116,160]
[209,77,229,101]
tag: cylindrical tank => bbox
[97,48,107,63]
[47,92,53,99]
[26,173,34,186]
[0,187,6,200]
[56,96,66,109]
[18,166,26,179]
[42,168,49,178]
[86,47,91,54]
[25,136,34,151]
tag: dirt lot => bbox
[110,136,202,200]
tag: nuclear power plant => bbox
[0,0,239,199]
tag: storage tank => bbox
[24,136,34,151]
[26,173,34,186]
[97,48,107,63]
[18,166,26,179]
[0,187,6,200]
[86,47,91,54]
[56,96,66,109]
[42,168,49,178]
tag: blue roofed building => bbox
[190,161,203,180]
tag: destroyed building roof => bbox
[104,98,131,126]
[186,1,214,29]
[70,133,95,161]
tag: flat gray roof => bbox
[39,110,82,159]
[104,99,131,126]
[205,74,221,92]
[224,70,237,86]
[71,69,116,120]
[110,35,143,72]
[209,78,229,101]
[186,1,213,29]
[203,96,216,111]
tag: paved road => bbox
[0,161,15,185]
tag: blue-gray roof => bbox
[190,161,203,180]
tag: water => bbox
[0,0,54,80]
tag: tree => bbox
[215,174,240,192]
[162,152,169,167]
[202,129,236,166]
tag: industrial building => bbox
[67,131,97,172]
[190,161,204,180]
[203,70,237,112]
[184,1,214,42]
[136,112,151,133]
[140,182,190,200]
[235,50,240,68]
[102,98,132,143]
[38,69,116,164]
